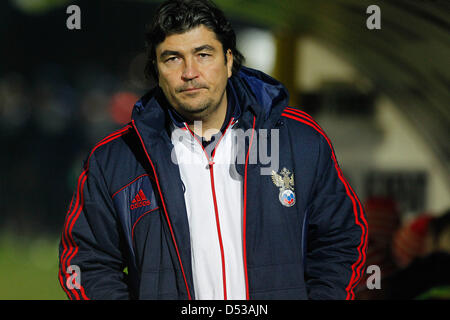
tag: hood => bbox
[233,66,290,122]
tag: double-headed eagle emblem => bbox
[271,168,296,207]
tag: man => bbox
[59,0,367,300]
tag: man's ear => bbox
[226,49,233,78]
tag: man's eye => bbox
[198,53,211,58]
[165,57,179,63]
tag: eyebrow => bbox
[159,45,216,59]
[159,50,180,59]
[193,45,215,53]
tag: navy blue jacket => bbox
[58,67,368,300]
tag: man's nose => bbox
[181,58,199,81]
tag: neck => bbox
[186,93,228,141]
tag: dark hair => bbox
[144,0,245,81]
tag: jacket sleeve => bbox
[304,134,368,300]
[58,152,131,300]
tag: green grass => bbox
[0,232,67,300]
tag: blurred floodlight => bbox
[0,73,30,132]
[236,28,276,75]
[11,0,70,14]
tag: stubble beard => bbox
[174,89,226,122]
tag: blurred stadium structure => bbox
[0,0,449,299]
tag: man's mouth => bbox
[181,87,205,92]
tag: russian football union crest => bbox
[271,168,296,207]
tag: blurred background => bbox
[0,0,449,299]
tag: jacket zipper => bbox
[186,115,256,300]
[184,118,234,300]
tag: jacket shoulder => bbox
[280,106,339,165]
[81,124,146,195]
[84,124,134,167]
[280,107,325,141]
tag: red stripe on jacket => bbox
[60,125,131,300]
[282,108,368,300]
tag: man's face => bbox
[155,25,233,120]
